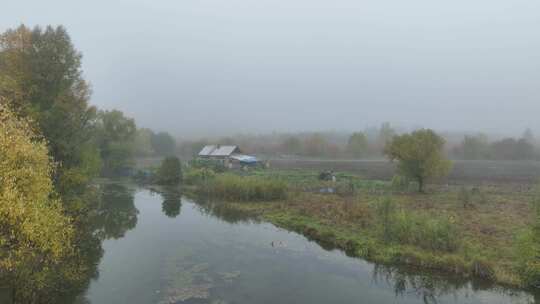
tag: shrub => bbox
[156,156,182,185]
[390,174,410,191]
[206,174,287,201]
[393,211,459,252]
[190,158,226,173]
[374,197,397,243]
[184,167,216,185]
[515,229,540,288]
[374,198,459,252]
[515,198,540,288]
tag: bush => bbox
[190,158,226,173]
[156,156,182,185]
[515,198,540,288]
[374,198,460,252]
[390,174,410,191]
[206,174,287,201]
[375,197,397,243]
[184,167,216,185]
[515,229,540,288]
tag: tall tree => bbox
[378,122,396,144]
[134,128,155,157]
[0,104,74,300]
[281,136,302,155]
[384,129,451,192]
[0,25,99,194]
[95,110,137,176]
[151,131,176,156]
[523,128,535,144]
[347,132,369,158]
[156,156,182,185]
[458,134,490,160]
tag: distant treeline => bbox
[451,132,537,160]
[177,124,539,161]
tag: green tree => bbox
[491,138,535,160]
[151,131,176,156]
[523,128,535,144]
[0,25,99,195]
[304,133,329,156]
[384,129,451,192]
[95,110,137,176]
[134,128,155,157]
[459,134,490,160]
[156,156,182,185]
[347,132,369,158]
[378,122,396,144]
[281,136,302,155]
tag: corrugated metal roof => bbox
[198,145,240,157]
[211,145,238,156]
[198,145,217,156]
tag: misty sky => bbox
[2,0,539,136]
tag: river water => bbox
[67,183,536,304]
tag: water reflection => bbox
[9,184,539,304]
[160,187,182,218]
[372,264,535,304]
[191,196,258,224]
[92,183,138,239]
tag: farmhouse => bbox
[198,145,242,159]
[198,145,258,168]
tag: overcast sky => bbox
[2,0,539,136]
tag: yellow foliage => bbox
[0,103,73,275]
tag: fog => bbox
[2,0,539,136]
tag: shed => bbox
[198,145,242,159]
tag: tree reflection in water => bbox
[91,183,139,240]
[8,182,139,304]
[160,187,182,218]
[191,196,258,224]
[371,264,536,304]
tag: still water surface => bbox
[74,184,535,304]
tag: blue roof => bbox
[230,154,258,164]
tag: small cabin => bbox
[198,145,242,159]
[198,145,259,169]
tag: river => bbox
[61,182,536,304]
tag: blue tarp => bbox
[230,154,258,164]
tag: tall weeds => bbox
[204,174,287,202]
[515,197,540,288]
[374,198,460,252]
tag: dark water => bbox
[59,183,535,304]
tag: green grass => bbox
[188,168,539,288]
[203,173,287,202]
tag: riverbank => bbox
[186,169,539,290]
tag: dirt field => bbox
[270,159,540,185]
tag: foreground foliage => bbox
[0,105,74,299]
[515,197,540,288]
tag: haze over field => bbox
[2,0,539,135]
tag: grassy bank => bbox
[187,168,539,289]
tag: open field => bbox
[270,159,540,185]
